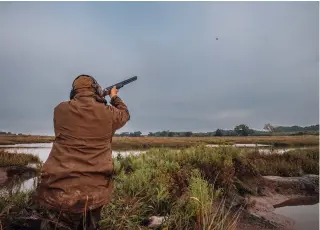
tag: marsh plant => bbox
[0,146,318,230]
[0,149,40,167]
[100,147,247,230]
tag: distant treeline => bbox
[272,125,319,133]
[0,131,23,136]
[115,124,319,137]
[1,124,319,138]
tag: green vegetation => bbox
[0,133,319,150]
[0,149,40,167]
[234,124,254,136]
[111,135,319,150]
[1,146,318,229]
[246,147,319,177]
[272,124,319,133]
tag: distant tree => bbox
[234,124,251,136]
[264,123,275,133]
[119,132,129,137]
[132,131,142,137]
[185,131,193,137]
[215,129,223,137]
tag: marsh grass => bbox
[111,136,319,150]
[0,135,54,145]
[245,147,319,176]
[0,135,318,150]
[0,190,33,229]
[0,149,40,167]
[0,146,318,230]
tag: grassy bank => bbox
[245,147,319,177]
[0,146,318,229]
[0,149,40,167]
[0,135,54,145]
[0,135,318,150]
[97,135,320,149]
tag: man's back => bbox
[34,77,130,215]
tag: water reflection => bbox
[0,172,38,195]
[0,143,145,193]
[274,196,319,208]
[0,143,144,163]
[274,197,319,230]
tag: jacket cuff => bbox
[110,95,121,106]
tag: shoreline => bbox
[0,135,319,151]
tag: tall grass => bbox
[0,149,40,167]
[0,146,318,230]
[245,147,319,176]
[98,146,248,229]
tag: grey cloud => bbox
[0,2,318,135]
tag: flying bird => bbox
[216,37,219,40]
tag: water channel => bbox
[273,196,319,230]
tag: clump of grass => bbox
[166,169,241,230]
[0,189,34,229]
[100,147,248,229]
[0,149,40,167]
[245,148,319,177]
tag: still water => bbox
[0,143,143,163]
[273,197,319,230]
[0,143,144,193]
[1,143,306,164]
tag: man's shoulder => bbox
[54,101,70,111]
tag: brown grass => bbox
[0,135,318,150]
[0,135,54,145]
[111,136,319,150]
[0,149,40,167]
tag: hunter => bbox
[32,75,130,229]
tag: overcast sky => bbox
[0,2,318,135]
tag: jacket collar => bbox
[73,90,107,105]
[73,90,96,100]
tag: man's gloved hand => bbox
[110,86,118,99]
[103,86,119,98]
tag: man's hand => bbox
[110,86,118,98]
[102,86,119,98]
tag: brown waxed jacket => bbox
[34,90,130,213]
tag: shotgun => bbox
[103,76,138,96]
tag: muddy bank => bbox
[237,174,319,230]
